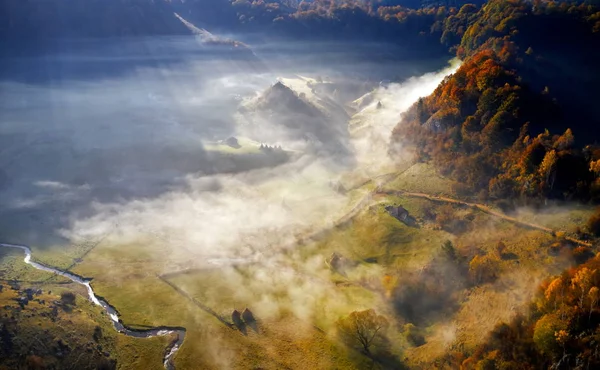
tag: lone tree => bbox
[336,309,389,355]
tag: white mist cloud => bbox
[349,58,461,170]
[61,59,459,262]
[1,38,464,360]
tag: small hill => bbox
[239,80,352,161]
[255,82,320,117]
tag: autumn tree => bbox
[571,267,596,309]
[589,286,599,321]
[469,255,499,285]
[537,149,557,192]
[590,160,600,175]
[336,309,389,355]
[533,313,568,357]
[544,277,564,310]
[554,128,574,151]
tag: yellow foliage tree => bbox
[589,286,599,321]
[545,277,564,309]
[538,149,557,191]
[590,160,600,175]
[571,267,596,309]
[469,255,499,285]
[336,309,389,355]
[533,313,568,357]
[554,128,574,151]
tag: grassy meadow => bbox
[2,162,595,369]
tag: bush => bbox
[60,291,76,306]
[441,240,457,261]
[403,323,426,346]
[96,358,117,370]
[93,326,103,342]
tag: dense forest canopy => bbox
[392,0,600,204]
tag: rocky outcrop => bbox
[326,252,354,275]
[225,137,240,149]
[386,205,409,222]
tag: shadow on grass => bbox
[351,346,408,370]
[501,252,519,261]
[246,320,259,334]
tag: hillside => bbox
[0,249,170,370]
[384,2,600,366]
[392,0,600,205]
[238,79,352,159]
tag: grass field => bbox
[382,162,458,197]
[3,161,596,369]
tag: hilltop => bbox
[238,79,352,160]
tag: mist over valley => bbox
[2,1,600,369]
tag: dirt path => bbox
[378,190,594,248]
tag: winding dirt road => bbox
[378,189,594,248]
[0,173,594,369]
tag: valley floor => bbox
[1,162,594,369]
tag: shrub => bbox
[403,323,426,346]
[60,291,76,306]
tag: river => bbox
[0,242,185,370]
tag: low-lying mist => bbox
[0,36,455,253]
[0,35,465,363]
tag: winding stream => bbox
[0,243,186,370]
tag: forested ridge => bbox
[0,1,495,57]
[392,0,600,204]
